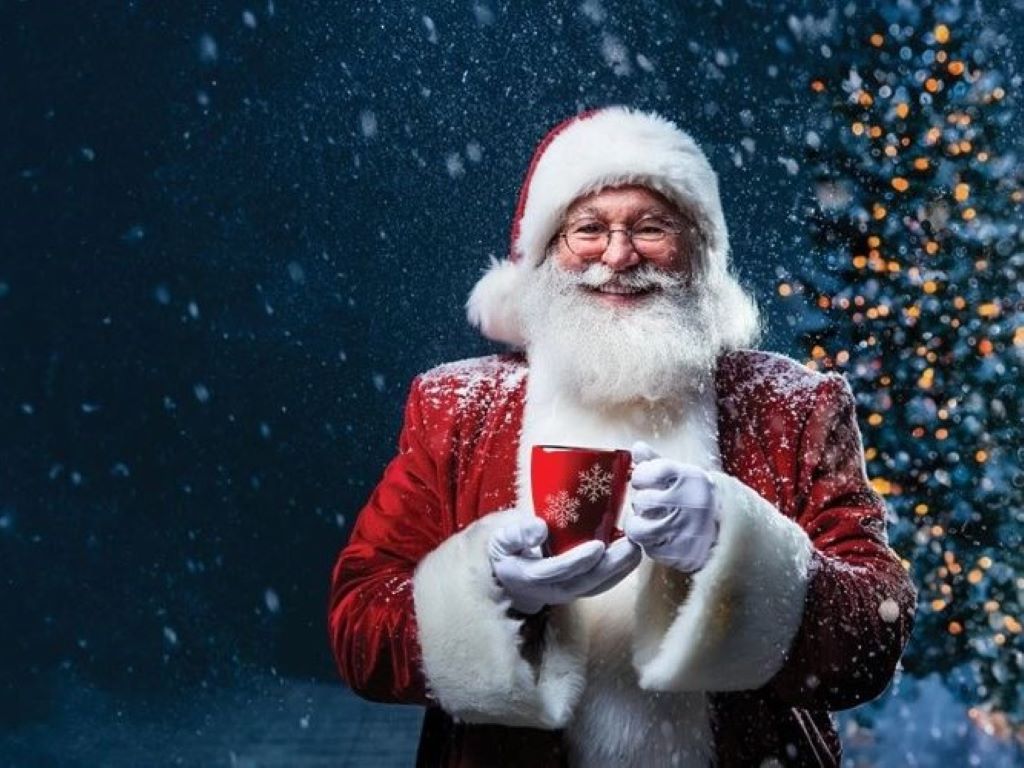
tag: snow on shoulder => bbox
[416,354,528,417]
[720,349,847,417]
[727,349,839,397]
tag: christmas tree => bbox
[780,1,1024,720]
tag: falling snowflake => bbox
[878,598,900,624]
[577,463,613,502]
[544,491,581,529]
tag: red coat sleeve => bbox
[768,375,917,710]
[327,375,444,704]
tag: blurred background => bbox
[2,0,1022,765]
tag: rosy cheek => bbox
[655,245,688,272]
[552,248,588,272]
[665,253,686,271]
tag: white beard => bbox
[519,259,724,409]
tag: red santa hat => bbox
[467,106,734,347]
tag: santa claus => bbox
[328,106,916,767]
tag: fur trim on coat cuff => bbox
[633,471,813,691]
[412,509,588,728]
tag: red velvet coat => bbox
[328,349,916,767]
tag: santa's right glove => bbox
[488,515,641,616]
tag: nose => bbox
[600,230,641,270]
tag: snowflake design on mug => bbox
[544,491,581,529]
[577,463,614,503]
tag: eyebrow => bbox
[567,205,676,220]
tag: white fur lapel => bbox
[516,361,721,767]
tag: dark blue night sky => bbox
[3,1,1022,764]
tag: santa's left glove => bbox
[488,515,642,616]
[624,440,719,573]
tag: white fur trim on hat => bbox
[465,257,528,347]
[515,107,729,269]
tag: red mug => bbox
[531,444,632,556]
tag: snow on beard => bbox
[519,256,723,408]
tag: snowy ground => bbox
[0,675,423,767]
[1,674,1020,766]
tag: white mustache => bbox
[570,263,686,292]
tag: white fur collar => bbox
[516,358,721,767]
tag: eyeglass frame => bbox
[557,216,692,258]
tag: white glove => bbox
[624,441,718,573]
[488,515,641,615]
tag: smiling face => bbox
[552,185,698,308]
[520,185,723,407]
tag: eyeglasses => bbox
[560,217,685,258]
